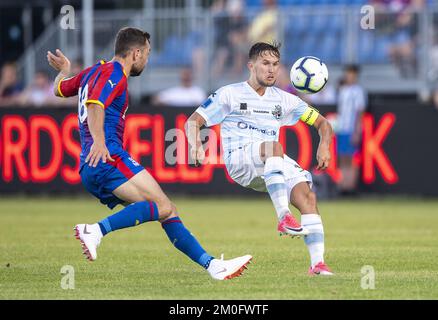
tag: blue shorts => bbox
[337,133,357,156]
[79,150,144,209]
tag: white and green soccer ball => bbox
[290,56,328,94]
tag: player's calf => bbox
[260,144,310,238]
[97,201,159,236]
[293,190,318,214]
[158,202,253,279]
[74,200,161,261]
[263,152,293,222]
[290,182,332,274]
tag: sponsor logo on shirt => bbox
[128,157,140,166]
[235,102,251,115]
[272,105,283,120]
[234,103,271,116]
[237,121,277,136]
[200,97,213,108]
[108,80,117,88]
[253,109,270,114]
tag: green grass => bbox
[0,196,437,299]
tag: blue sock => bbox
[98,201,159,236]
[161,217,214,269]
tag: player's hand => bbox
[47,49,71,75]
[316,144,331,170]
[190,146,205,167]
[85,141,115,167]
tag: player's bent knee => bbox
[273,142,284,155]
[157,201,177,221]
[261,141,284,159]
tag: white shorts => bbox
[224,141,313,197]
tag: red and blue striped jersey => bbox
[58,60,128,164]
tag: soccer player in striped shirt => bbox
[336,64,367,195]
[47,27,251,280]
[186,42,334,275]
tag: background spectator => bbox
[211,0,248,78]
[0,61,23,106]
[247,0,278,44]
[226,0,248,75]
[372,0,425,77]
[336,65,367,195]
[17,70,58,107]
[152,67,207,107]
[211,0,228,78]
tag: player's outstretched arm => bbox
[313,114,334,170]
[185,112,206,166]
[47,49,71,97]
[85,103,115,167]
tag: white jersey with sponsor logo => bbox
[195,81,309,152]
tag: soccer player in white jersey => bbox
[336,64,367,195]
[186,42,334,275]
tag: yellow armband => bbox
[300,106,319,125]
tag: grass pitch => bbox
[0,196,437,300]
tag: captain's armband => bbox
[300,106,319,125]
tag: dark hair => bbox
[114,27,150,58]
[248,42,281,60]
[1,61,17,70]
[345,64,360,74]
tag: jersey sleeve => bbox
[195,87,231,127]
[356,87,367,112]
[281,93,320,126]
[58,71,85,98]
[85,66,125,109]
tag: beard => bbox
[130,64,145,77]
[256,76,276,87]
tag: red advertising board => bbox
[0,104,436,195]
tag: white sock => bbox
[264,156,290,220]
[301,214,325,268]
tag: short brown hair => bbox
[345,64,360,74]
[249,42,281,60]
[114,27,150,58]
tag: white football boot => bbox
[74,223,103,261]
[207,254,253,280]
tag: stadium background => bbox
[1,0,438,301]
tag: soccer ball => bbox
[290,56,328,94]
